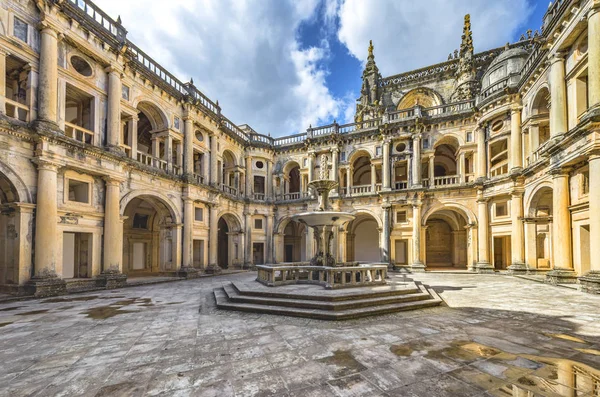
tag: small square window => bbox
[68,180,89,203]
[376,146,382,156]
[174,116,181,130]
[195,208,203,222]
[466,132,473,142]
[422,138,430,149]
[396,211,407,223]
[582,171,589,196]
[340,152,346,161]
[254,219,263,229]
[495,202,508,217]
[14,17,28,43]
[122,85,130,101]
[303,158,308,167]
[133,213,149,229]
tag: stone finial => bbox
[117,15,122,24]
[190,77,194,85]
[368,40,374,58]
[460,14,474,56]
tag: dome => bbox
[480,47,529,94]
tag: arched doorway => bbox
[122,195,178,275]
[283,220,306,262]
[424,208,468,268]
[217,218,229,268]
[526,186,553,270]
[346,214,380,262]
[0,170,25,285]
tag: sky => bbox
[95,0,550,137]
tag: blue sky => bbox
[97,0,550,136]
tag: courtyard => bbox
[0,273,599,396]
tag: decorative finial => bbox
[368,40,374,57]
[505,42,510,50]
[190,77,194,85]
[117,15,122,24]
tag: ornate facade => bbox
[1,0,599,296]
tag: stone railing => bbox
[4,98,29,122]
[422,100,475,118]
[388,108,416,121]
[307,123,336,138]
[253,193,266,201]
[255,263,388,289]
[351,185,372,195]
[250,133,274,146]
[273,133,306,146]
[281,192,302,201]
[127,41,187,96]
[64,122,94,145]
[395,181,408,190]
[465,173,476,183]
[221,184,238,196]
[433,175,459,187]
[221,116,249,142]
[193,173,205,184]
[60,0,127,43]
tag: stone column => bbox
[210,135,218,186]
[207,204,220,273]
[588,5,600,109]
[476,192,493,272]
[266,212,274,263]
[129,117,138,159]
[580,155,600,292]
[549,54,568,138]
[26,160,66,296]
[476,127,487,179]
[382,139,391,190]
[382,204,391,266]
[106,67,122,150]
[184,116,194,176]
[37,25,59,123]
[458,151,465,184]
[165,135,173,172]
[245,211,253,267]
[182,198,194,268]
[428,155,435,187]
[245,155,252,197]
[546,169,577,283]
[411,203,425,271]
[266,160,273,199]
[0,49,7,114]
[308,152,315,182]
[508,190,526,273]
[412,134,422,187]
[370,163,376,191]
[346,166,352,195]
[510,107,523,171]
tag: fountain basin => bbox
[292,211,355,227]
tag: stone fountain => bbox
[292,154,355,267]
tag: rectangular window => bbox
[376,146,382,156]
[495,202,508,217]
[422,138,430,149]
[133,214,149,229]
[174,116,181,130]
[466,132,473,142]
[254,219,263,229]
[396,211,407,223]
[195,207,203,222]
[122,85,130,101]
[582,171,589,196]
[340,152,346,161]
[68,180,90,203]
[14,17,28,43]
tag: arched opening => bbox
[133,101,177,172]
[283,220,306,262]
[221,150,238,194]
[425,209,468,268]
[217,218,229,269]
[397,88,442,110]
[346,214,380,262]
[526,187,553,270]
[351,152,374,193]
[529,88,550,157]
[288,165,300,194]
[122,195,177,275]
[0,170,22,285]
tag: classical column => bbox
[580,154,600,292]
[0,49,7,114]
[549,54,568,138]
[476,192,493,272]
[588,5,600,109]
[546,169,577,283]
[346,166,352,195]
[129,117,138,159]
[458,151,465,184]
[266,212,274,263]
[428,155,435,187]
[476,127,487,179]
[245,211,252,267]
[106,67,122,150]
[410,202,425,271]
[37,25,59,123]
[103,177,123,272]
[210,135,218,186]
[381,204,391,266]
[510,106,523,171]
[165,135,173,171]
[182,197,194,268]
[183,116,194,176]
[382,139,391,190]
[245,155,252,197]
[370,163,376,191]
[207,205,220,273]
[266,160,273,199]
[412,134,422,187]
[305,227,314,260]
[308,152,315,182]
[508,190,526,272]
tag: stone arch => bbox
[120,190,181,224]
[347,208,383,229]
[422,204,472,268]
[0,160,31,204]
[347,148,372,165]
[529,85,550,117]
[217,211,243,232]
[346,211,381,262]
[526,184,553,218]
[282,160,301,175]
[422,202,476,227]
[397,87,443,110]
[432,134,462,150]
[134,99,170,130]
[524,180,553,216]
[222,149,238,167]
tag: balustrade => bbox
[273,133,306,147]
[253,193,265,201]
[193,173,205,185]
[351,185,372,195]
[490,164,509,177]
[221,184,238,196]
[282,192,302,201]
[64,122,94,145]
[422,178,430,188]
[395,181,408,190]
[433,175,459,187]
[4,99,29,122]
[464,173,476,183]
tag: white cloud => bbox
[95,0,349,136]
[337,0,533,76]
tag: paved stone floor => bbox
[1,273,600,397]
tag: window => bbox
[195,131,204,141]
[68,180,90,203]
[395,143,406,152]
[303,158,308,167]
[133,214,149,229]
[340,152,346,161]
[70,56,93,77]
[396,211,407,223]
[254,219,263,229]
[582,171,590,196]
[491,119,504,133]
[495,202,508,217]
[466,132,473,142]
[174,116,181,130]
[256,161,264,169]
[14,17,28,43]
[122,85,130,101]
[376,146,382,156]
[195,208,203,222]
[422,137,430,149]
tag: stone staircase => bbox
[214,280,443,320]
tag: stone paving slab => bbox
[0,272,599,396]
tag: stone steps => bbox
[214,282,443,320]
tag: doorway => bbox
[394,239,408,266]
[62,232,92,278]
[193,239,204,268]
[253,243,265,265]
[284,244,293,262]
[493,236,511,270]
[218,217,229,269]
